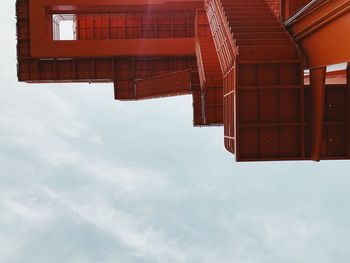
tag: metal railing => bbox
[284,0,329,26]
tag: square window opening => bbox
[53,14,76,40]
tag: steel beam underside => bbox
[17,0,350,162]
[287,0,350,69]
[29,0,202,58]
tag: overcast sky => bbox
[1,1,350,262]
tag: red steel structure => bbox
[16,0,350,162]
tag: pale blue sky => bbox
[1,1,350,262]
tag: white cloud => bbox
[40,188,187,263]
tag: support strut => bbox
[310,67,326,161]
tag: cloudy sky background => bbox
[1,1,350,262]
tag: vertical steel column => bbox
[310,66,326,161]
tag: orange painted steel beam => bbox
[322,82,349,159]
[119,70,193,100]
[32,39,196,58]
[205,0,238,153]
[195,9,223,126]
[17,0,199,83]
[195,10,222,89]
[215,0,306,161]
[286,0,350,69]
[113,57,197,100]
[309,67,326,161]
[18,56,197,83]
[29,0,201,58]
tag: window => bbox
[53,14,76,40]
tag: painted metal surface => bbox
[113,57,197,100]
[205,0,238,153]
[265,0,281,18]
[309,67,326,161]
[194,9,223,126]
[281,0,311,20]
[286,0,350,69]
[117,69,193,100]
[29,0,200,57]
[16,0,350,162]
[209,0,305,161]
